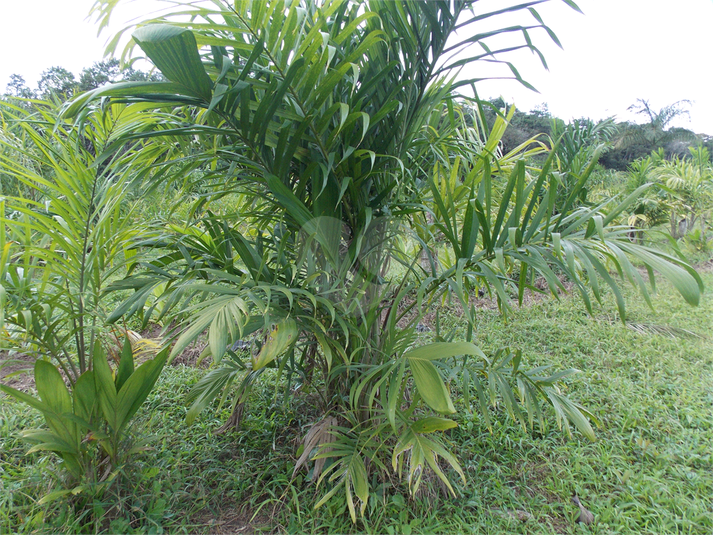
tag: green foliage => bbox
[0,99,178,519]
[551,117,617,171]
[0,99,179,377]
[49,0,703,522]
[655,146,713,237]
[2,275,712,533]
[602,99,700,170]
[4,75,35,100]
[0,340,168,504]
[77,58,164,93]
[37,67,77,101]
[480,99,553,155]
[624,153,670,232]
[628,99,693,140]
[625,146,713,241]
[1,102,132,374]
[2,60,163,105]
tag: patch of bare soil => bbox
[0,351,36,392]
[509,461,574,534]
[139,322,165,340]
[194,509,269,535]
[0,325,201,395]
[170,339,212,368]
[0,324,212,397]
[139,323,213,368]
[695,258,713,273]
[140,323,211,368]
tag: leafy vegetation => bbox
[624,146,713,250]
[0,100,163,374]
[2,273,711,533]
[477,98,711,173]
[0,97,184,505]
[0,0,709,532]
[1,340,168,506]
[4,60,162,103]
[614,99,698,159]
[57,0,704,520]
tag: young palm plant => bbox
[654,146,713,239]
[0,100,177,376]
[625,147,713,241]
[0,100,177,502]
[63,0,702,520]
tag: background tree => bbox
[4,74,36,100]
[77,59,122,92]
[37,66,78,101]
[602,99,699,169]
[3,61,164,107]
[78,58,164,92]
[481,99,553,154]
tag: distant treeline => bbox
[3,58,162,103]
[481,98,711,171]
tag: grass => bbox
[1,270,712,534]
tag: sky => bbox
[1,0,711,133]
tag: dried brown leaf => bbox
[294,416,337,480]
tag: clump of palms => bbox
[0,100,180,505]
[52,0,705,520]
[655,146,713,239]
[624,150,670,233]
[549,116,618,206]
[625,146,713,241]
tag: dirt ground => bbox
[0,351,35,392]
[0,323,208,393]
[193,510,268,535]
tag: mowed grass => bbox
[1,271,712,534]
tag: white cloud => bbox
[0,1,103,86]
[473,0,713,133]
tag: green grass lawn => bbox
[2,271,712,534]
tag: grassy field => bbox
[1,268,712,534]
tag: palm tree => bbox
[655,146,713,239]
[614,99,698,161]
[629,99,691,138]
[0,99,182,379]
[60,0,702,518]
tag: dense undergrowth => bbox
[1,2,711,533]
[2,270,711,534]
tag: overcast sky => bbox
[1,0,711,133]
